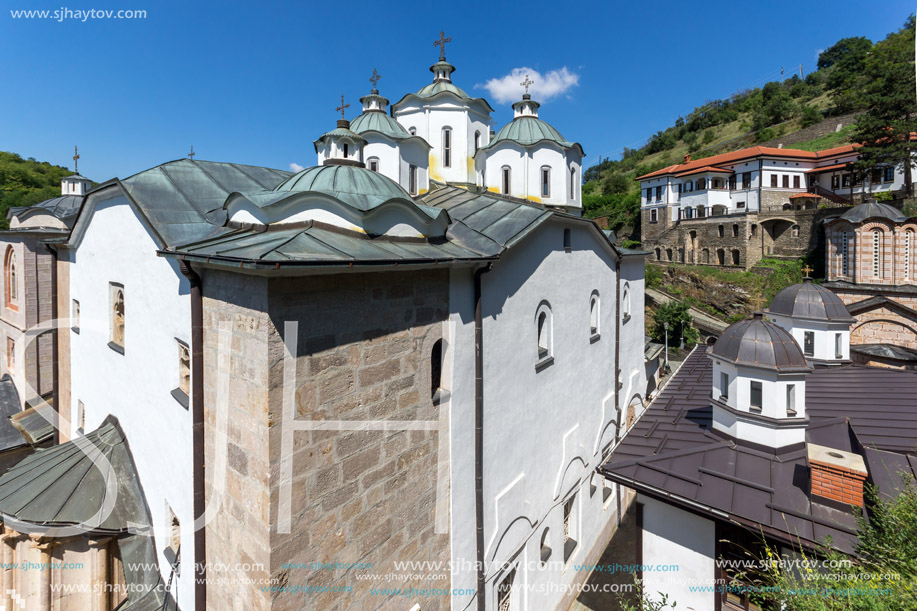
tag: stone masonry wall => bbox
[202,270,273,611]
[833,290,917,350]
[266,270,451,611]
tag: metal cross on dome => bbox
[72,145,80,174]
[369,68,381,89]
[801,264,813,277]
[336,94,349,119]
[434,31,451,60]
[188,145,195,160]
[520,74,534,95]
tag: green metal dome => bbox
[485,116,581,152]
[416,80,472,99]
[274,165,413,211]
[350,112,412,140]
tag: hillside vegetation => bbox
[585,15,917,241]
[0,152,74,229]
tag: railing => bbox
[811,185,851,205]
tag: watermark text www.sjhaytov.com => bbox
[10,7,147,21]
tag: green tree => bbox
[800,105,822,128]
[703,129,716,144]
[651,300,699,348]
[604,173,631,195]
[820,36,873,112]
[752,82,795,131]
[817,36,873,70]
[850,16,917,197]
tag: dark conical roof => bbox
[712,313,811,372]
[766,278,855,322]
[839,201,908,224]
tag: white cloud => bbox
[477,67,579,104]
[289,162,304,172]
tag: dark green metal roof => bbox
[349,111,428,146]
[116,159,292,247]
[10,405,55,445]
[272,165,416,211]
[7,194,82,228]
[482,117,583,154]
[837,201,909,224]
[0,416,151,532]
[0,375,26,452]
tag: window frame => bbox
[501,166,511,195]
[109,282,125,354]
[442,127,452,168]
[4,247,17,312]
[749,381,763,412]
[409,165,417,195]
[71,299,80,334]
[803,331,815,357]
[541,166,551,198]
[535,302,554,370]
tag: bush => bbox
[800,105,822,127]
[651,300,699,347]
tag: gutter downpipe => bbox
[46,244,59,445]
[179,260,206,611]
[474,262,493,611]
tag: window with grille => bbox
[884,167,895,182]
[841,232,849,276]
[906,231,912,280]
[873,230,882,277]
[804,331,815,356]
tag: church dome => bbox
[712,313,811,372]
[416,80,472,100]
[484,117,583,153]
[766,277,855,322]
[273,165,414,211]
[838,201,908,224]
[350,111,413,140]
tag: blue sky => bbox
[1,0,912,181]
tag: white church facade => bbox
[0,35,644,611]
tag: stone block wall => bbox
[832,290,917,350]
[266,270,450,611]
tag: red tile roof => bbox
[789,193,822,199]
[807,162,850,173]
[674,165,733,178]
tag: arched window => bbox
[501,166,511,195]
[474,131,481,152]
[905,230,913,281]
[442,127,452,167]
[666,248,673,261]
[655,247,661,260]
[840,231,849,276]
[409,127,417,136]
[409,165,417,195]
[589,291,600,336]
[570,167,576,200]
[535,302,553,365]
[110,283,125,350]
[541,166,551,198]
[621,283,631,321]
[4,247,17,311]
[342,142,349,158]
[430,338,443,398]
[367,157,379,172]
[539,528,552,565]
[872,229,883,278]
[791,224,799,237]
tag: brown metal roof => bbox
[766,278,856,323]
[711,313,811,372]
[601,347,917,555]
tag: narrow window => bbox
[792,224,799,237]
[497,568,516,611]
[178,341,191,396]
[803,331,814,356]
[732,224,739,237]
[655,247,661,260]
[872,230,882,277]
[474,131,481,152]
[6,338,14,373]
[71,300,80,333]
[430,338,443,398]
[835,333,843,359]
[4,248,17,311]
[782,175,789,188]
[110,283,125,352]
[749,381,762,411]
[442,128,452,167]
[501,166,511,195]
[720,372,729,399]
[563,495,577,561]
[650,209,658,223]
[655,186,662,200]
[77,400,85,433]
[728,175,736,190]
[718,225,724,238]
[541,167,551,198]
[793,175,800,189]
[732,249,740,265]
[751,224,757,236]
[841,231,849,276]
[905,231,912,280]
[590,292,600,335]
[770,174,778,188]
[537,312,549,359]
[343,143,349,158]
[831,175,840,189]
[368,158,379,172]
[540,529,552,565]
[786,384,796,416]
[570,168,576,200]
[842,174,852,188]
[742,172,751,189]
[563,228,571,251]
[409,165,417,195]
[168,506,180,552]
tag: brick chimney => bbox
[807,444,868,507]
[683,154,691,164]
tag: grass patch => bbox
[790,124,856,152]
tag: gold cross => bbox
[434,31,452,60]
[752,295,765,311]
[336,94,349,119]
[369,68,381,89]
[72,145,80,174]
[520,74,534,95]
[802,264,813,277]
[188,145,195,160]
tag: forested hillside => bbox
[585,15,917,242]
[0,152,75,228]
